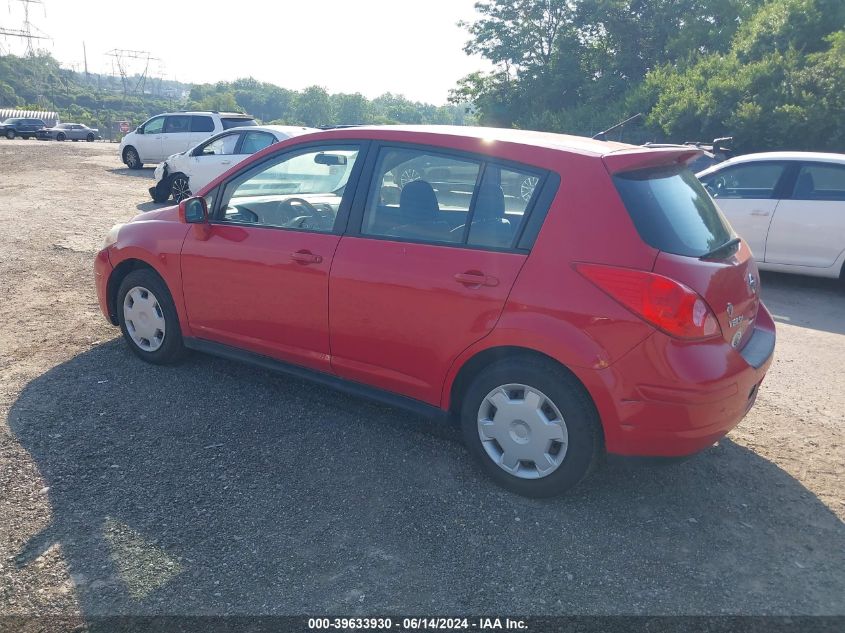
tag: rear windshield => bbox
[221,117,256,129]
[613,165,733,257]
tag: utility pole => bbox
[83,41,89,78]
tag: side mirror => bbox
[179,196,208,224]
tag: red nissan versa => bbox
[94,126,775,497]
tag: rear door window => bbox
[791,163,845,201]
[190,115,214,133]
[240,131,275,154]
[222,117,256,129]
[614,166,733,258]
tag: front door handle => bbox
[220,160,231,165]
[750,210,770,216]
[454,271,499,287]
[291,250,323,264]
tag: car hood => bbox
[131,204,180,223]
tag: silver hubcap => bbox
[520,176,539,202]
[123,286,166,352]
[126,150,138,167]
[172,177,191,201]
[477,383,568,479]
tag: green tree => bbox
[295,85,332,126]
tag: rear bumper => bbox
[94,248,114,324]
[578,303,776,457]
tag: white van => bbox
[119,111,256,169]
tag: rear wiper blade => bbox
[700,237,741,260]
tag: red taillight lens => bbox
[576,263,722,340]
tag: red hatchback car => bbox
[94,126,775,496]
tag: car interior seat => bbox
[794,172,815,199]
[389,180,453,241]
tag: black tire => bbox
[116,269,185,364]
[123,146,142,169]
[459,355,602,497]
[87,133,95,142]
[56,132,66,141]
[170,173,191,202]
[4,130,13,140]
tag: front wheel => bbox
[87,133,95,142]
[170,174,191,202]
[56,132,66,141]
[116,269,185,364]
[123,146,142,169]
[460,356,602,497]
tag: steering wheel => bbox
[281,197,333,230]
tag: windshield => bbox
[613,165,733,258]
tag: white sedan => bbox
[698,152,845,280]
[150,125,315,203]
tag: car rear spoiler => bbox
[602,147,703,174]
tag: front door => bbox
[187,131,244,193]
[180,143,364,372]
[329,145,543,404]
[701,161,789,261]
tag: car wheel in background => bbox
[459,355,602,497]
[520,176,539,202]
[170,174,191,202]
[56,132,66,141]
[123,146,142,169]
[117,269,185,364]
[87,133,95,142]
[4,130,13,139]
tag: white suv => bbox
[119,111,256,169]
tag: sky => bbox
[0,0,491,104]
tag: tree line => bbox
[0,53,471,134]
[450,0,845,152]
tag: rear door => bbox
[613,164,761,351]
[329,144,546,404]
[189,115,215,147]
[764,161,845,268]
[699,161,790,261]
[160,115,192,158]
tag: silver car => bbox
[45,123,100,142]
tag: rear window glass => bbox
[614,166,732,258]
[222,117,256,129]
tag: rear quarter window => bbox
[614,166,733,258]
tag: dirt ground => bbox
[0,139,843,621]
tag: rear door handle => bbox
[750,210,770,216]
[454,271,499,287]
[291,250,322,264]
[220,160,231,165]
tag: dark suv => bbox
[0,117,49,140]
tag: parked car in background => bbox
[44,122,100,142]
[698,152,845,280]
[150,125,314,203]
[0,117,48,140]
[119,111,257,169]
[95,126,775,497]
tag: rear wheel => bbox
[170,174,191,202]
[460,356,602,497]
[4,130,13,140]
[87,133,95,142]
[116,269,185,364]
[123,146,142,169]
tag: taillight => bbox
[576,263,722,340]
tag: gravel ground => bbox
[0,140,843,620]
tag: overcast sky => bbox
[1,0,490,104]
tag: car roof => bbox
[296,125,634,157]
[159,111,255,117]
[707,151,845,169]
